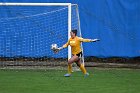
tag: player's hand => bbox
[90,39,100,42]
[52,47,63,53]
[52,48,60,53]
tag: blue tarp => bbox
[0,0,140,58]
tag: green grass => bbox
[0,68,140,93]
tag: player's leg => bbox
[75,54,89,77]
[76,59,88,74]
[75,58,81,67]
[64,56,79,77]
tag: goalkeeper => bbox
[53,29,99,77]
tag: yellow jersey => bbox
[63,36,91,55]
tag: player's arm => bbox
[58,41,69,50]
[53,40,69,53]
[79,37,100,42]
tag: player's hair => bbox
[71,29,77,36]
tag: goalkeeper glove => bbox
[90,39,100,42]
[53,47,63,53]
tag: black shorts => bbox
[75,52,83,57]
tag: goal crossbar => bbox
[0,3,71,6]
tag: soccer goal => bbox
[0,3,84,70]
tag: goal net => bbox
[0,3,83,70]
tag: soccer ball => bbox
[51,44,58,50]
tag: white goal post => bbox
[0,3,84,68]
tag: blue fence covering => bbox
[0,0,140,58]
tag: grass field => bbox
[0,68,140,93]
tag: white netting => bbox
[0,4,82,69]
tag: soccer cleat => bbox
[84,73,89,78]
[64,73,71,77]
